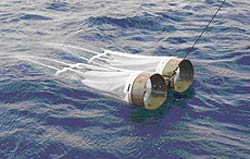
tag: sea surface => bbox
[0,0,250,159]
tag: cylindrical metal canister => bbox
[158,58,194,93]
[126,72,167,110]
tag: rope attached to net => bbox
[170,0,226,77]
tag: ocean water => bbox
[0,0,250,159]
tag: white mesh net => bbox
[14,55,145,104]
[44,43,177,74]
[13,43,193,109]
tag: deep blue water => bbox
[0,0,250,159]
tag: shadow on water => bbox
[129,87,195,123]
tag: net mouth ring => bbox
[161,58,194,93]
[130,73,167,110]
[174,59,194,93]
